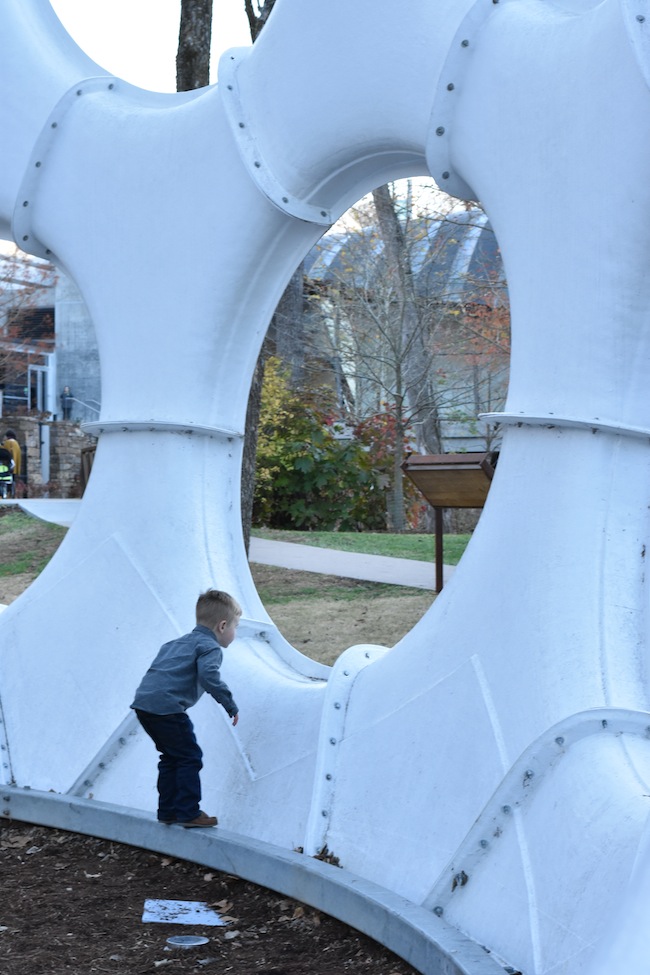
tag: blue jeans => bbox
[135,710,203,823]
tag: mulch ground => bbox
[0,819,420,975]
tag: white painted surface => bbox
[1,2,650,973]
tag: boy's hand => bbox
[232,713,239,727]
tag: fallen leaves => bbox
[1,831,33,849]
[0,820,420,975]
[211,899,233,913]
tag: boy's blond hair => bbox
[196,589,241,630]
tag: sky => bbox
[49,0,252,92]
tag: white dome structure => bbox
[1,1,650,973]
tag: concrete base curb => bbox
[0,787,506,975]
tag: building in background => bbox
[0,247,100,425]
[303,206,509,453]
[0,247,99,493]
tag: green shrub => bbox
[254,358,386,530]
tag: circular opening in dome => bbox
[249,178,510,664]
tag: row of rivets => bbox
[305,648,383,849]
[220,52,331,224]
[426,0,501,200]
[428,710,650,917]
[14,79,117,256]
[434,37,471,187]
[73,723,133,795]
[0,700,10,786]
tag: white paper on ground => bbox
[142,899,226,926]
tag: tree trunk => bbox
[239,0,285,554]
[176,0,213,92]
[372,185,446,460]
[244,0,278,41]
[175,1,269,555]
[268,264,306,386]
[388,391,407,531]
[176,0,301,553]
[240,338,270,553]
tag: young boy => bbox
[131,589,241,828]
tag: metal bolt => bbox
[51,122,58,129]
[320,210,328,217]
[321,809,328,817]
[83,779,92,787]
[480,839,488,849]
[637,14,645,22]
[524,769,535,782]
[35,161,42,168]
[76,89,83,95]
[2,796,9,802]
[461,39,470,47]
[433,906,444,917]
[436,126,445,136]
[442,171,450,180]
[108,83,114,90]
[282,196,289,203]
[334,702,341,709]
[254,161,261,168]
[602,719,608,729]
[23,200,29,207]
[119,738,126,746]
[502,805,511,814]
[22,235,29,242]
[555,736,565,746]
[329,737,336,745]
[238,121,245,128]
[325,773,332,780]
[447,83,455,91]
[365,652,370,658]
[227,84,233,90]
[2,809,9,817]
[343,671,350,677]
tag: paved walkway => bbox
[2,500,451,589]
[249,536,448,589]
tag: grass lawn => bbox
[0,508,471,602]
[252,528,471,565]
[0,509,437,654]
[0,509,67,577]
[251,563,426,605]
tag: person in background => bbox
[2,429,21,497]
[0,444,13,498]
[60,386,73,420]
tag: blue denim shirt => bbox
[131,624,238,717]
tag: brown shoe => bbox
[179,812,218,828]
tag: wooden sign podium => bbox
[402,452,497,591]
